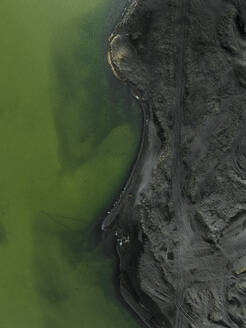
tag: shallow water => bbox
[0,0,141,327]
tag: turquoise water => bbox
[0,0,141,327]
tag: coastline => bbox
[102,0,149,232]
[103,1,163,326]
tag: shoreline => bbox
[102,0,150,232]
[102,1,162,326]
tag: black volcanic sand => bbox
[105,0,246,327]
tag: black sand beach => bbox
[106,1,246,327]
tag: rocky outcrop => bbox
[106,1,246,327]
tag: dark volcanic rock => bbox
[106,0,246,327]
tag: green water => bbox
[0,0,141,327]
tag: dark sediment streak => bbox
[104,0,246,327]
